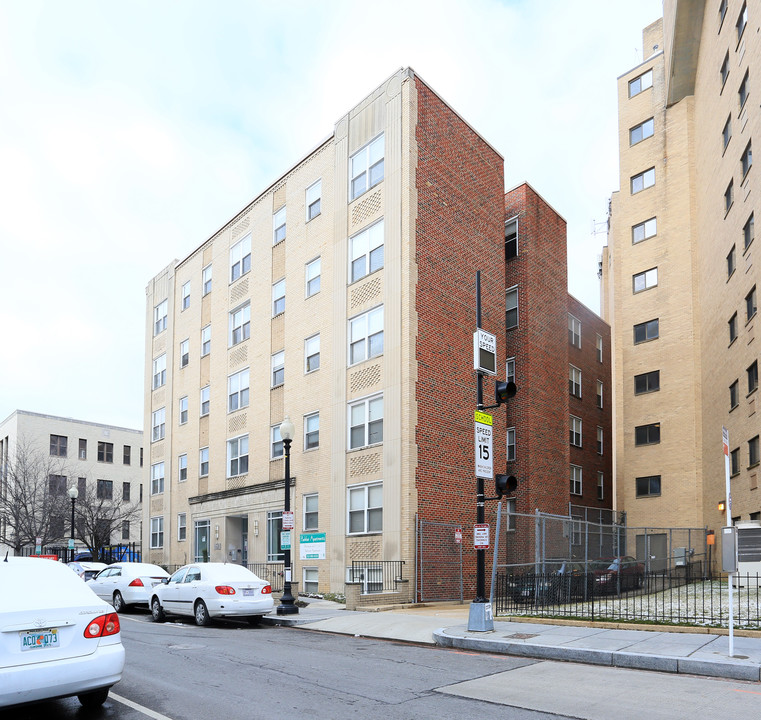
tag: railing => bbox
[247,562,285,593]
[350,560,406,594]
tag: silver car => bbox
[88,561,169,611]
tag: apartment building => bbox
[602,0,760,534]
[144,68,612,600]
[0,410,143,557]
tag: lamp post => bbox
[277,416,298,615]
[67,486,78,563]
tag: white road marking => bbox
[110,692,176,720]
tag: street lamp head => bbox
[279,416,295,442]
[68,486,79,501]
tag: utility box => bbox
[734,522,761,587]
[673,547,687,567]
[722,526,737,573]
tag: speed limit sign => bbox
[474,411,493,479]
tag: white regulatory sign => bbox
[474,411,493,479]
[473,329,497,376]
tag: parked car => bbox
[0,557,124,709]
[508,562,594,604]
[68,561,107,581]
[150,562,274,626]
[88,562,170,612]
[592,556,645,593]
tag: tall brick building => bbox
[143,68,611,603]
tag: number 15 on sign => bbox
[475,411,493,479]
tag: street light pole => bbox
[277,416,298,615]
[67,485,78,563]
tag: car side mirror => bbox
[162,578,169,584]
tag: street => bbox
[3,612,760,720]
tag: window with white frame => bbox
[350,134,384,201]
[347,481,383,534]
[271,425,283,459]
[506,427,516,461]
[181,281,190,310]
[267,511,283,561]
[227,435,249,477]
[303,567,319,593]
[152,408,165,442]
[179,339,189,368]
[202,264,212,295]
[230,233,251,282]
[154,299,168,336]
[350,219,384,282]
[201,324,211,356]
[346,565,383,593]
[179,396,188,424]
[178,453,187,482]
[230,302,251,345]
[304,412,319,450]
[349,395,383,449]
[272,279,285,316]
[506,287,518,329]
[199,447,209,477]
[597,426,604,455]
[228,368,249,412]
[152,354,166,389]
[151,462,165,495]
[744,213,755,251]
[178,513,187,541]
[568,314,581,347]
[506,357,515,386]
[271,351,284,387]
[305,257,321,297]
[570,465,582,496]
[597,380,604,409]
[632,217,657,244]
[305,334,320,373]
[596,334,603,363]
[200,385,210,416]
[597,472,604,500]
[742,141,753,177]
[306,180,321,221]
[629,117,654,145]
[746,285,757,321]
[750,435,760,467]
[631,167,655,194]
[150,516,164,548]
[628,69,652,97]
[569,365,582,398]
[506,497,517,531]
[505,218,518,260]
[570,416,582,447]
[349,306,383,364]
[273,207,286,244]
[303,493,318,530]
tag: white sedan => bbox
[150,563,274,626]
[88,561,169,612]
[0,557,124,709]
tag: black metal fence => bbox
[350,560,406,594]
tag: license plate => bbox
[21,629,59,651]
[242,588,255,596]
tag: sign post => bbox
[723,426,735,656]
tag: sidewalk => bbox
[263,599,761,682]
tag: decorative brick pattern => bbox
[349,364,382,393]
[229,345,247,368]
[349,452,382,477]
[350,277,381,310]
[153,334,166,354]
[230,276,249,304]
[151,498,163,513]
[226,475,247,490]
[152,388,165,406]
[348,537,382,560]
[228,414,246,434]
[351,189,382,227]
[231,216,250,239]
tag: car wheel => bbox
[151,596,165,623]
[194,600,211,626]
[77,688,109,708]
[113,591,127,613]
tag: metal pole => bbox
[489,501,502,606]
[277,435,298,615]
[70,496,76,563]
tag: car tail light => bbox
[128,578,144,587]
[215,585,236,595]
[261,585,272,595]
[85,613,120,638]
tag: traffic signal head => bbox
[495,474,517,498]
[495,380,517,405]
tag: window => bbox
[154,299,168,335]
[227,435,249,477]
[349,306,384,364]
[505,218,518,260]
[628,69,652,97]
[633,267,658,293]
[740,71,751,109]
[744,213,755,250]
[199,447,209,477]
[97,441,113,463]
[350,219,384,282]
[152,408,165,441]
[750,435,760,467]
[506,427,516,461]
[140,448,143,467]
[178,453,187,482]
[181,281,190,310]
[596,334,603,363]
[636,475,661,498]
[730,379,740,409]
[737,2,748,41]
[634,318,659,344]
[304,412,319,450]
[730,312,738,343]
[597,426,604,455]
[200,386,210,416]
[121,521,130,541]
[506,357,516,386]
[97,479,113,500]
[635,423,661,446]
[629,117,654,145]
[570,416,582,447]
[731,447,740,475]
[725,180,734,213]
[347,481,383,534]
[78,438,87,460]
[506,287,519,329]
[272,279,285,316]
[349,395,384,449]
[271,351,285,387]
[271,425,283,459]
[594,472,603,501]
[230,233,251,282]
[719,0,728,26]
[230,303,251,345]
[748,360,758,393]
[306,257,321,297]
[631,168,655,194]
[305,334,320,373]
[746,286,757,321]
[202,264,212,295]
[267,511,283,561]
[50,434,67,457]
[152,353,166,389]
[596,380,604,409]
[635,370,660,394]
[568,314,581,347]
[179,396,188,424]
[632,217,657,244]
[228,368,249,412]
[570,465,582,496]
[723,115,732,150]
[201,324,211,356]
[721,52,730,86]
[306,180,322,221]
[123,445,131,465]
[569,365,582,398]
[303,567,319,594]
[150,517,164,548]
[273,207,286,245]
[48,474,67,496]
[304,494,318,530]
[728,245,736,278]
[350,134,384,201]
[151,462,165,495]
[178,513,187,541]
[742,141,753,177]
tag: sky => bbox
[0,0,664,430]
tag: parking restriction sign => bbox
[473,523,490,549]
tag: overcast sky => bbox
[0,0,663,430]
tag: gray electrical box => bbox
[722,526,738,573]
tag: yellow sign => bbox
[474,411,492,426]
